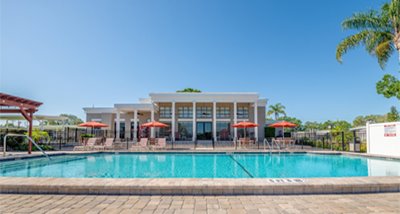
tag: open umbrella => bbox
[79,121,108,135]
[232,121,258,139]
[268,121,297,138]
[141,121,169,138]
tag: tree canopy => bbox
[267,103,286,120]
[176,88,201,93]
[48,114,83,125]
[387,106,400,121]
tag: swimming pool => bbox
[0,153,399,178]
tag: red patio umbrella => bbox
[232,121,258,139]
[141,121,169,128]
[79,121,109,128]
[79,121,108,135]
[268,121,297,138]
[141,121,169,138]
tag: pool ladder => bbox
[3,133,51,160]
[263,139,281,153]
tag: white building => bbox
[84,92,267,143]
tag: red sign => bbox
[384,124,397,137]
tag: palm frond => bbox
[342,11,390,31]
[365,31,393,54]
[336,31,370,63]
[375,40,395,68]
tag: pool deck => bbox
[0,150,399,195]
[2,193,400,213]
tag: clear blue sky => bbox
[1,0,398,123]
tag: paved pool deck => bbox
[1,193,399,214]
[0,150,399,196]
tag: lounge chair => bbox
[139,138,148,147]
[86,138,104,150]
[73,137,100,151]
[130,138,148,151]
[153,138,166,150]
[103,138,114,150]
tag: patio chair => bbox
[153,138,166,150]
[86,138,104,150]
[73,137,98,151]
[103,138,114,150]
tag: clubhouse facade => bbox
[84,92,267,142]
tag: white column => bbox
[151,110,155,138]
[192,101,196,142]
[233,102,237,140]
[172,102,175,142]
[213,101,217,142]
[116,111,120,140]
[133,110,138,142]
[254,101,258,142]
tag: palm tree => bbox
[336,0,400,68]
[267,103,286,120]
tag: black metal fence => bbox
[291,129,367,152]
[0,127,367,152]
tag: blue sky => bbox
[1,0,398,122]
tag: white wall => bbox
[367,122,400,157]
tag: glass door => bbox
[196,122,213,140]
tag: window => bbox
[160,107,172,118]
[196,106,212,118]
[217,107,230,119]
[217,122,231,141]
[237,107,249,119]
[159,122,172,140]
[178,107,192,118]
[177,122,193,140]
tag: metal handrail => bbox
[272,139,281,151]
[3,133,51,160]
[263,138,272,151]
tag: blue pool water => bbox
[0,153,399,178]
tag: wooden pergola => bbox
[0,93,43,154]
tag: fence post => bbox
[59,133,62,150]
[74,128,78,142]
[341,131,345,151]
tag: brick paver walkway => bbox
[0,193,399,214]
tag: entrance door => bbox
[197,122,212,140]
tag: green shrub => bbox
[81,134,94,138]
[17,142,54,151]
[360,143,367,153]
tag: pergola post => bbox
[28,111,33,154]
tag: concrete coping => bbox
[0,176,399,195]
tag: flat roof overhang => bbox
[150,92,267,105]
[114,103,154,112]
[83,107,116,114]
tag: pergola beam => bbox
[0,98,39,110]
[19,107,32,122]
[0,109,36,114]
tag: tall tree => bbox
[267,103,286,120]
[48,114,83,125]
[278,116,303,130]
[176,88,201,93]
[387,106,400,121]
[336,0,400,100]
